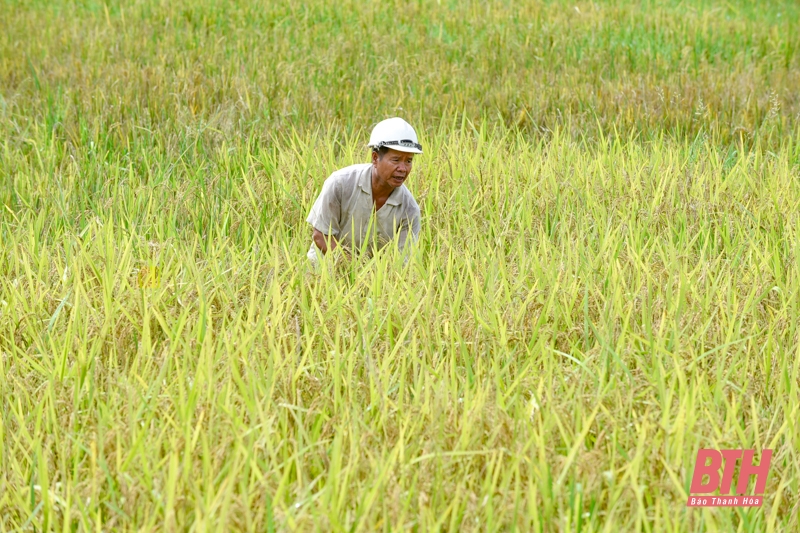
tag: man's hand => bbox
[312,228,339,255]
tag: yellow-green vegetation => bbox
[2,0,800,531]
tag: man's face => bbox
[372,148,414,189]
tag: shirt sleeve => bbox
[397,206,421,252]
[306,175,341,236]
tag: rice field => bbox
[2,0,800,531]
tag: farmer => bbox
[306,117,422,266]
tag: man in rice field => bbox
[305,117,422,266]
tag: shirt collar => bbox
[359,166,404,206]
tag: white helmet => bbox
[368,117,423,154]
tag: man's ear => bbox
[371,150,379,165]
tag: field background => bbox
[2,0,800,531]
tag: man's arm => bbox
[312,228,339,255]
[307,175,342,256]
[396,208,421,261]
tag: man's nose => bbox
[398,162,410,174]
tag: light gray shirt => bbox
[306,163,421,263]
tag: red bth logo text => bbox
[686,449,772,507]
